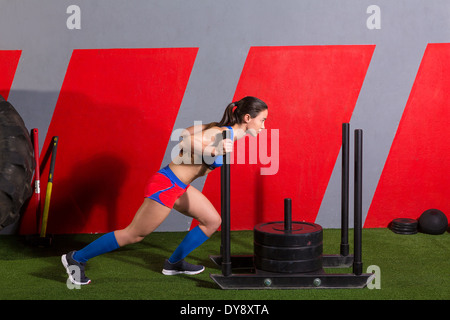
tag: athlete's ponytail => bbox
[205,96,268,130]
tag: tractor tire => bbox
[0,100,35,230]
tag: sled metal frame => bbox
[209,124,373,289]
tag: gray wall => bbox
[1,1,449,232]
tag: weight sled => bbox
[210,125,373,289]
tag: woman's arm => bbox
[179,125,231,160]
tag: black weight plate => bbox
[254,241,323,260]
[391,227,417,234]
[254,221,323,247]
[254,255,323,273]
[391,224,417,230]
[391,226,417,232]
[392,218,418,226]
[391,229,417,235]
[391,222,417,228]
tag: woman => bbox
[62,96,268,285]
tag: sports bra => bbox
[203,126,234,170]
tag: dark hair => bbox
[205,96,268,130]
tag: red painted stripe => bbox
[0,50,21,100]
[20,48,198,234]
[198,45,375,230]
[365,43,450,227]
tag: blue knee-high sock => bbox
[168,226,209,264]
[73,232,120,263]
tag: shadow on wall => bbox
[14,90,165,235]
[46,153,129,234]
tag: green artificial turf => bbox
[0,229,448,301]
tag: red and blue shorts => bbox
[144,165,190,209]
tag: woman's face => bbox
[246,109,268,137]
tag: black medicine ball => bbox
[418,209,448,235]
